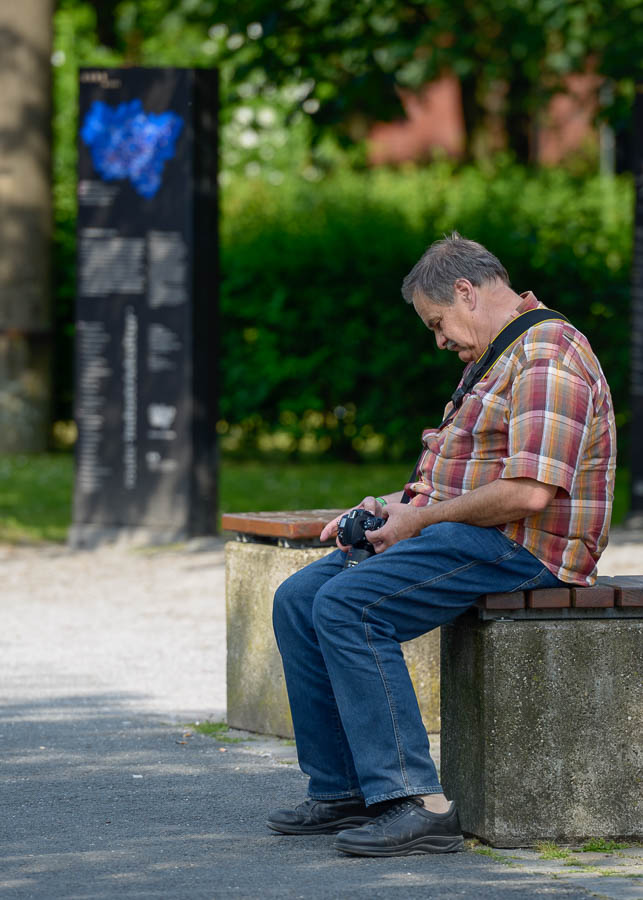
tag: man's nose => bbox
[436,333,448,350]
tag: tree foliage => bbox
[64,0,643,162]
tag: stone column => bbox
[630,87,643,524]
[0,0,53,451]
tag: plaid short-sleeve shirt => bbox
[406,293,616,585]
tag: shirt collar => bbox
[514,291,543,315]
[477,292,545,364]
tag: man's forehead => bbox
[412,291,453,315]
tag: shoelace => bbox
[295,799,319,813]
[372,797,422,825]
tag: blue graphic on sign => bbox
[80,99,184,198]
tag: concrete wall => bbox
[225,540,440,738]
[441,616,643,847]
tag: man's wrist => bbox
[412,502,440,531]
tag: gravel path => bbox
[0,539,227,724]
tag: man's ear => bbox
[454,278,476,309]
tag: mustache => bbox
[446,340,459,351]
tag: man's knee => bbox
[312,580,361,635]
[273,562,328,634]
[272,574,303,631]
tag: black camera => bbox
[337,508,387,568]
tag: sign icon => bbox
[80,98,184,198]
[147,403,177,429]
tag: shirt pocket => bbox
[438,394,508,461]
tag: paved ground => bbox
[1,533,642,899]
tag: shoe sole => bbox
[333,835,465,856]
[266,816,373,835]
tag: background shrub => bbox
[217,163,632,461]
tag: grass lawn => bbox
[0,453,631,544]
[0,454,75,543]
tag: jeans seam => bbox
[512,567,552,592]
[361,544,521,615]
[308,789,362,800]
[367,786,444,805]
[328,690,359,793]
[363,621,411,794]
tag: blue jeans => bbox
[272,522,563,806]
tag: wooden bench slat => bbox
[527,588,571,608]
[572,586,615,608]
[221,509,344,541]
[597,575,643,607]
[479,592,526,610]
[615,587,643,607]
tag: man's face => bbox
[412,287,485,363]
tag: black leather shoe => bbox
[267,797,373,835]
[333,797,465,856]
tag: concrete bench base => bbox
[441,613,643,847]
[225,541,440,738]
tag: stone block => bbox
[441,616,643,847]
[225,541,440,738]
[226,541,331,738]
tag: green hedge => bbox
[218,164,632,460]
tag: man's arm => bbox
[319,490,405,545]
[365,477,557,553]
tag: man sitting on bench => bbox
[268,233,616,857]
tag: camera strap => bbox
[401,307,569,503]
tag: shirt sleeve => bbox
[500,358,593,495]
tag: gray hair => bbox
[401,232,510,305]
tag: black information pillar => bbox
[71,68,218,546]
[631,87,643,523]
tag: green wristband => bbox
[376,497,387,506]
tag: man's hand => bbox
[320,496,384,548]
[365,503,425,553]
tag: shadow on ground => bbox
[0,692,620,899]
